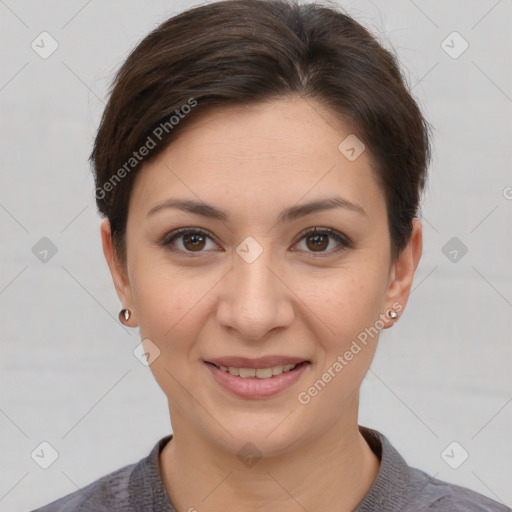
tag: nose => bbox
[215,242,295,341]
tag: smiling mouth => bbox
[206,361,309,379]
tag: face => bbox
[102,95,421,456]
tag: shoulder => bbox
[357,427,510,512]
[404,467,511,512]
[28,462,134,512]
[28,434,174,512]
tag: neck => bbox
[159,411,380,512]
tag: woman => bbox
[31,0,510,510]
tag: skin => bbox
[101,95,422,512]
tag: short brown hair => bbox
[90,0,431,265]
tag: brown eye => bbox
[294,227,351,256]
[182,232,207,251]
[305,232,329,252]
[161,228,218,255]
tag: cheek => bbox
[130,266,211,398]
[296,260,388,345]
[299,270,387,407]
[131,262,215,349]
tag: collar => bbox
[128,425,426,511]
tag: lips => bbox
[204,355,309,369]
[205,358,310,398]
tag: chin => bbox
[203,413,310,460]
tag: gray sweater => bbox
[29,426,510,511]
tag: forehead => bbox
[129,96,385,222]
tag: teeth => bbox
[215,363,299,378]
[239,368,256,378]
[255,367,273,378]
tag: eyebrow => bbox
[146,196,367,222]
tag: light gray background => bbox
[1,1,511,510]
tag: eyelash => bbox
[159,227,351,258]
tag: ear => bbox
[100,218,137,327]
[382,218,423,328]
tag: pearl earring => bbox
[119,308,131,324]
